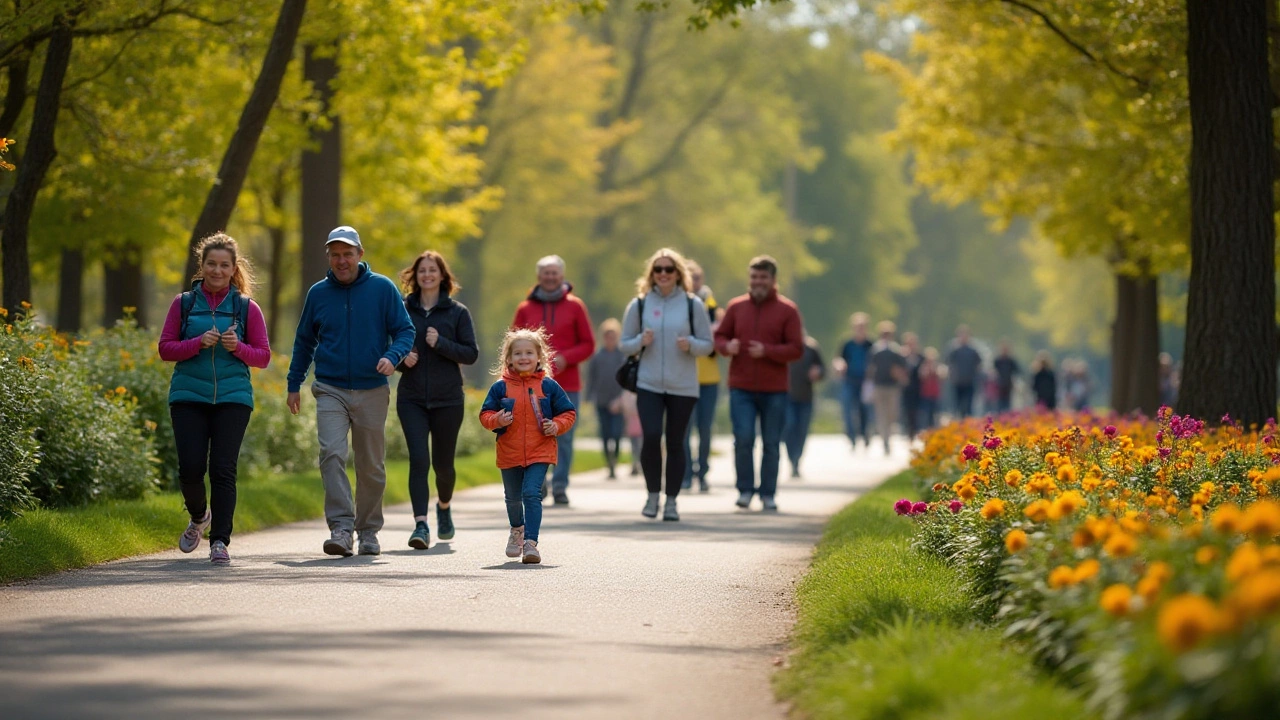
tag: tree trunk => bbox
[0,54,31,140]
[455,234,485,384]
[102,246,145,328]
[56,247,83,332]
[1,20,74,312]
[1111,270,1161,416]
[266,177,286,342]
[300,43,340,295]
[1179,0,1277,426]
[183,0,308,281]
[1110,271,1134,414]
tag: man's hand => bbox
[676,336,691,352]
[377,358,396,376]
[200,328,221,349]
[724,339,741,356]
[748,340,766,359]
[542,419,558,436]
[287,392,301,416]
[832,357,847,378]
[425,327,439,348]
[497,410,514,427]
[808,365,822,382]
[220,329,239,352]
[552,355,567,372]
[403,350,419,368]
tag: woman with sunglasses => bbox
[618,248,713,521]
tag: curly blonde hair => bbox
[192,232,255,297]
[634,248,692,297]
[492,327,555,377]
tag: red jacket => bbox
[713,289,805,393]
[479,369,577,470]
[511,284,595,392]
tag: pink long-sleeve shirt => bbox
[157,286,271,369]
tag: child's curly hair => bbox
[491,327,555,377]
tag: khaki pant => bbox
[312,382,390,534]
[872,385,901,449]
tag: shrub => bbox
[0,328,40,518]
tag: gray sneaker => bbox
[642,493,660,519]
[209,540,230,565]
[179,509,211,553]
[761,497,778,512]
[735,491,753,509]
[357,532,381,556]
[506,526,525,558]
[323,529,354,557]
[521,539,541,564]
[663,497,679,522]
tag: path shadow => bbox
[481,562,559,570]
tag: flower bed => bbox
[905,409,1280,720]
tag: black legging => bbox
[636,389,698,497]
[170,401,253,546]
[396,401,465,516]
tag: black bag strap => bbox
[179,291,197,337]
[634,295,646,358]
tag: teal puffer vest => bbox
[168,283,254,408]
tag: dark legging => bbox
[397,401,465,516]
[636,389,698,497]
[170,401,253,546]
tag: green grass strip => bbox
[0,449,608,584]
[776,471,1093,720]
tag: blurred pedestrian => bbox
[784,335,825,479]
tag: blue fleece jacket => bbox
[288,262,415,392]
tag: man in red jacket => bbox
[511,255,595,505]
[714,255,805,512]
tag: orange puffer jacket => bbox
[479,368,577,470]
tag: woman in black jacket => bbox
[397,250,479,549]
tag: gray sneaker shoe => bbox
[735,491,753,509]
[323,528,354,557]
[179,509,211,553]
[521,539,541,564]
[357,532,381,556]
[506,526,525,558]
[761,496,778,512]
[642,493,660,519]
[209,540,230,565]
[663,497,679,522]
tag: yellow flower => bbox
[1100,584,1133,617]
[1241,500,1280,538]
[1005,529,1029,553]
[957,483,978,501]
[1211,504,1243,534]
[1195,546,1219,565]
[1104,532,1137,558]
[1049,565,1076,589]
[1050,490,1086,519]
[1004,469,1023,487]
[1228,569,1280,620]
[0,307,7,318]
[1072,559,1101,583]
[1023,499,1052,523]
[1157,594,1221,652]
[980,498,1006,520]
[1057,464,1077,483]
[1227,542,1263,583]
[114,386,127,395]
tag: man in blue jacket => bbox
[288,226,415,557]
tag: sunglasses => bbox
[652,265,677,274]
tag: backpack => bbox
[180,289,249,338]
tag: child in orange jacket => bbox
[479,328,577,563]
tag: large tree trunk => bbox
[183,0,307,281]
[102,245,145,328]
[299,43,340,295]
[265,175,287,342]
[56,247,83,332]
[1110,269,1160,416]
[1179,0,1277,426]
[1,20,74,311]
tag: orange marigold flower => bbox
[1104,532,1137,558]
[1049,565,1076,589]
[1157,594,1222,653]
[1101,584,1133,617]
[1228,569,1280,620]
[1241,500,1280,539]
[980,498,1006,520]
[1005,529,1029,553]
[1024,500,1052,523]
[114,386,127,395]
[1057,464,1077,483]
[1004,470,1023,487]
[1195,546,1219,565]
[1211,504,1243,534]
[1072,558,1101,583]
[1227,542,1263,583]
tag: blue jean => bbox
[729,388,787,499]
[840,378,869,445]
[501,463,549,542]
[683,382,719,487]
[551,391,579,493]
[783,400,814,472]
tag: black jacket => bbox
[396,293,479,408]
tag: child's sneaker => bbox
[506,526,525,558]
[408,521,430,550]
[521,539,541,564]
[179,509,211,553]
[209,540,230,565]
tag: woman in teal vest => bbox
[158,233,271,565]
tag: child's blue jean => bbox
[501,463,549,542]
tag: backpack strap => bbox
[233,292,249,336]
[179,291,198,338]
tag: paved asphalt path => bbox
[0,434,908,719]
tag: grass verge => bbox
[0,449,607,584]
[776,471,1093,720]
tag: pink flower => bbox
[894,498,913,516]
[948,500,963,514]
[983,437,1003,450]
[911,501,929,515]
[1103,425,1117,438]
[962,444,980,461]
[1155,430,1165,444]
[1158,447,1172,459]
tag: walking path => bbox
[0,435,908,719]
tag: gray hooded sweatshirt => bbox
[619,287,714,399]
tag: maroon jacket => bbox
[511,284,595,392]
[713,289,804,393]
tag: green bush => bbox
[0,347,39,518]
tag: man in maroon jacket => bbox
[511,255,595,505]
[714,255,805,512]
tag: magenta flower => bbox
[1103,425,1117,438]
[962,444,980,461]
[1155,430,1165,444]
[948,499,963,514]
[983,437,1003,450]
[911,501,929,515]
[894,498,913,516]
[1158,447,1172,459]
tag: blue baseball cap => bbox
[326,226,362,248]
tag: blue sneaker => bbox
[408,521,430,550]
[436,505,455,540]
